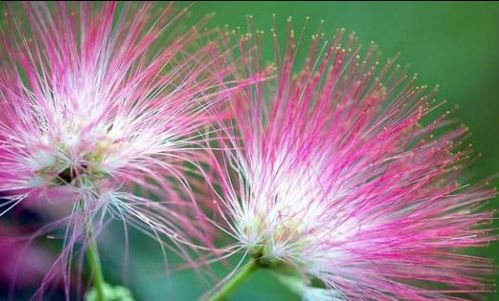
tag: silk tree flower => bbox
[0,2,246,298]
[206,24,497,301]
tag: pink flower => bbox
[0,2,244,297]
[208,26,496,300]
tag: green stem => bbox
[86,233,106,301]
[80,199,106,301]
[208,260,258,301]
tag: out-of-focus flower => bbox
[0,2,247,297]
[0,224,55,290]
[207,22,496,300]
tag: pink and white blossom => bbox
[0,2,246,297]
[208,25,496,300]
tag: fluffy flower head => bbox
[0,2,245,296]
[0,2,235,218]
[209,23,496,300]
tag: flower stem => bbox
[208,259,258,301]
[86,229,106,301]
[80,200,106,301]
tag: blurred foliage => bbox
[1,2,499,300]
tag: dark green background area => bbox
[2,2,499,300]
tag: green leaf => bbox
[86,283,135,301]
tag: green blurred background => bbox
[2,2,499,300]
